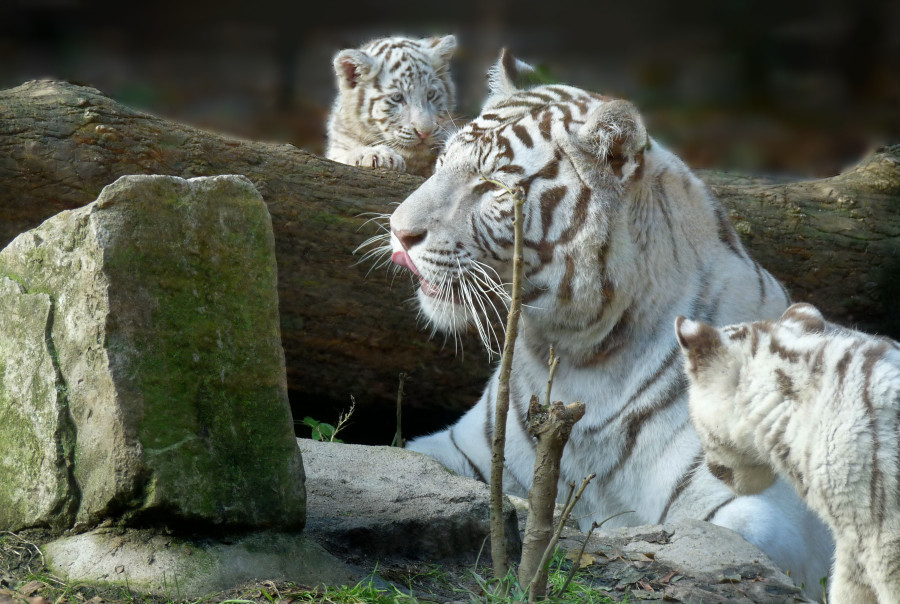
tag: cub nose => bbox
[414,128,433,142]
[394,228,426,250]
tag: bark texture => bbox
[518,396,586,598]
[1,80,898,429]
[702,155,900,337]
[0,79,488,428]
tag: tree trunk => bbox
[701,156,900,337]
[1,80,898,441]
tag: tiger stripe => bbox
[659,452,705,523]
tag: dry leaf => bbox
[564,550,597,568]
[659,570,678,584]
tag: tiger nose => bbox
[414,128,433,141]
[394,228,426,250]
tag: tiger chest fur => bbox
[385,50,832,600]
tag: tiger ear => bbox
[675,316,723,372]
[780,303,826,334]
[426,34,457,68]
[333,49,380,90]
[487,48,535,99]
[576,100,650,181]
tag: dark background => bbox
[2,0,899,443]
[3,0,897,176]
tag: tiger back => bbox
[385,49,832,599]
[326,35,456,177]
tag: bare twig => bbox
[558,520,600,597]
[392,372,407,448]
[527,473,595,603]
[0,530,46,569]
[554,509,634,597]
[544,346,559,406]
[488,179,527,580]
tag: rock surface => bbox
[0,278,76,531]
[297,441,812,602]
[298,438,522,562]
[0,174,305,532]
[43,529,355,599]
[566,520,816,603]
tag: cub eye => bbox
[390,92,404,103]
[426,89,438,101]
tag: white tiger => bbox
[378,49,833,599]
[326,35,456,177]
[676,303,900,604]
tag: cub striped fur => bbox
[677,303,900,604]
[383,49,832,599]
[326,35,456,177]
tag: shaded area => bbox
[0,0,897,176]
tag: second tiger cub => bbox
[676,303,900,604]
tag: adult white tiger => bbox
[386,50,833,598]
[326,35,456,177]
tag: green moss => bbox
[99,184,304,527]
[310,211,349,226]
[0,286,75,531]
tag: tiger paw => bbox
[351,146,407,172]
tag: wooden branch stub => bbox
[518,396,586,596]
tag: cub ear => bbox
[426,34,457,68]
[487,47,536,100]
[780,302,826,334]
[576,100,650,181]
[333,49,380,89]
[675,316,723,371]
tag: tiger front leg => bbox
[349,145,407,172]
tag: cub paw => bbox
[351,146,407,172]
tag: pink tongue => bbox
[391,250,421,277]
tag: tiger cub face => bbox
[389,50,649,353]
[328,35,457,175]
[674,303,830,495]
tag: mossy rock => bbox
[0,175,305,532]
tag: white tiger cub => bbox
[385,49,832,599]
[676,303,900,604]
[326,35,456,177]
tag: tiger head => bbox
[674,314,778,495]
[387,49,653,357]
[333,35,457,153]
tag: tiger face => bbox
[389,50,649,354]
[333,36,456,154]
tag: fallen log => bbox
[1,80,898,442]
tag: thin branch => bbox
[557,520,600,597]
[489,179,527,580]
[554,509,634,597]
[544,346,559,407]
[392,372,407,448]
